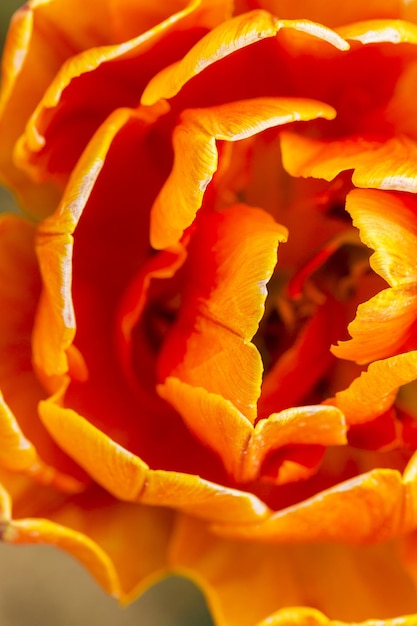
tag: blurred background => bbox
[0,1,213,624]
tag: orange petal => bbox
[213,467,417,544]
[333,287,417,364]
[38,397,148,501]
[33,104,164,386]
[0,391,84,493]
[14,0,232,185]
[0,479,11,521]
[158,377,252,478]
[158,204,287,421]
[169,515,417,626]
[332,190,417,362]
[0,213,88,489]
[337,19,417,45]
[243,0,403,29]
[39,397,269,524]
[0,393,36,472]
[242,405,346,483]
[280,132,417,193]
[0,0,227,216]
[331,351,417,425]
[141,470,268,524]
[151,97,334,249]
[345,189,417,288]
[159,380,347,485]
[141,10,348,105]
[255,608,417,626]
[116,244,187,391]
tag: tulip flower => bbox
[1,1,417,624]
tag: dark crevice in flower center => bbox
[142,293,182,353]
[253,240,371,378]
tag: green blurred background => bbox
[0,2,213,624]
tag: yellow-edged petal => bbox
[242,405,346,483]
[332,352,417,425]
[212,468,416,544]
[332,190,417,362]
[141,10,348,105]
[158,377,252,479]
[337,19,417,44]
[38,397,270,524]
[333,287,417,363]
[281,132,417,193]
[0,0,228,216]
[159,380,347,484]
[345,189,417,288]
[2,517,120,597]
[151,97,335,249]
[0,393,36,472]
[33,104,166,385]
[0,212,87,490]
[158,203,287,421]
[244,0,405,29]
[14,0,232,186]
[0,391,84,493]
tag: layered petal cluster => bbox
[2,1,417,625]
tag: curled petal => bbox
[345,189,417,288]
[333,190,417,362]
[0,213,87,489]
[0,0,229,216]
[242,405,346,483]
[159,379,346,484]
[333,287,417,364]
[332,352,417,425]
[142,10,348,105]
[158,377,252,479]
[337,19,417,45]
[249,0,409,28]
[212,468,417,544]
[39,397,148,501]
[151,97,335,249]
[158,203,288,421]
[14,0,232,185]
[39,398,269,524]
[0,392,83,493]
[142,9,281,105]
[281,133,417,193]
[33,104,166,385]
[0,392,37,472]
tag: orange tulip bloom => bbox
[2,1,417,624]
